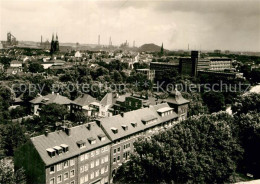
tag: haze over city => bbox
[0,0,260,51]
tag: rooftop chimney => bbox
[86,123,91,130]
[45,129,49,136]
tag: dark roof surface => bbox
[73,94,98,106]
[31,122,110,166]
[30,93,72,105]
[100,103,178,141]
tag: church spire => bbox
[161,42,164,55]
[56,33,58,41]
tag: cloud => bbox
[0,0,259,51]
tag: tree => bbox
[114,112,242,183]
[235,112,260,178]
[0,122,28,157]
[202,91,225,113]
[232,93,260,115]
[28,62,44,73]
[40,103,69,130]
[182,92,208,116]
[0,160,26,184]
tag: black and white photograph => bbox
[0,0,260,183]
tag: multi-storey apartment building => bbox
[97,103,179,183]
[15,122,111,184]
[15,103,184,184]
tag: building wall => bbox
[14,141,46,184]
[124,97,143,111]
[46,156,78,184]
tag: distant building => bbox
[163,90,190,121]
[50,34,60,55]
[30,93,72,115]
[10,60,22,68]
[72,94,99,117]
[41,59,65,69]
[179,51,199,77]
[214,50,221,54]
[150,62,179,79]
[197,57,232,71]
[136,69,155,81]
[89,93,118,118]
[198,70,243,80]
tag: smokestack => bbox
[41,35,42,45]
[98,35,100,45]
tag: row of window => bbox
[50,159,75,174]
[80,175,108,184]
[50,169,75,184]
[123,143,131,150]
[80,167,109,184]
[80,155,109,173]
[113,155,121,163]
[80,146,109,162]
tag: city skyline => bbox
[0,0,260,52]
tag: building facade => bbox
[15,103,185,184]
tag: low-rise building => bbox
[30,93,72,115]
[136,69,155,81]
[10,60,22,68]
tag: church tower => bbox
[161,43,164,55]
[55,33,59,52]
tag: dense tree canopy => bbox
[114,112,242,184]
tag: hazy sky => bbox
[0,0,260,51]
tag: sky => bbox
[0,0,260,51]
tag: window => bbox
[91,151,95,157]
[113,149,116,154]
[57,163,62,171]
[85,174,88,182]
[71,181,75,184]
[117,155,120,162]
[104,146,108,151]
[50,166,55,174]
[96,149,100,155]
[64,172,69,180]
[113,157,116,163]
[80,177,84,184]
[91,161,94,168]
[80,155,84,161]
[104,155,108,162]
[101,147,105,153]
[104,176,108,183]
[84,164,88,171]
[80,166,84,173]
[84,153,89,160]
[117,147,121,152]
[90,172,94,179]
[70,159,75,166]
[101,167,105,174]
[50,178,55,184]
[101,157,104,164]
[64,161,69,168]
[96,159,99,166]
[95,170,99,177]
[57,175,62,183]
[70,170,75,177]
